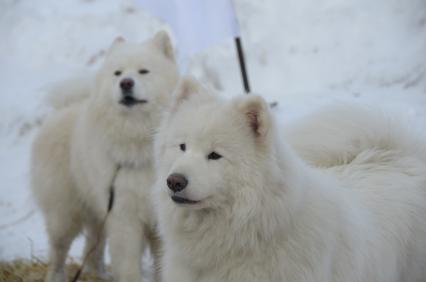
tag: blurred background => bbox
[0,0,425,270]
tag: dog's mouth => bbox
[119,95,148,107]
[171,195,200,205]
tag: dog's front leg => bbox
[108,200,145,282]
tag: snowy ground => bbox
[0,0,425,272]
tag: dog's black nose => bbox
[167,173,188,192]
[120,78,134,91]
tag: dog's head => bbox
[155,77,275,211]
[93,31,178,116]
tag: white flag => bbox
[136,0,240,59]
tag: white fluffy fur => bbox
[31,31,178,282]
[154,77,426,282]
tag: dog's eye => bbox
[207,152,222,160]
[179,143,186,152]
[139,69,150,75]
[114,70,122,76]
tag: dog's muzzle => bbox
[119,78,147,107]
[167,173,199,205]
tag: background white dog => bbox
[154,76,426,282]
[31,31,178,282]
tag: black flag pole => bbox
[235,36,278,107]
[235,37,250,94]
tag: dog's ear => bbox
[169,76,211,112]
[173,76,201,102]
[109,36,125,50]
[105,36,126,56]
[152,30,175,61]
[234,95,271,140]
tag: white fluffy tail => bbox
[46,75,94,110]
[285,104,426,167]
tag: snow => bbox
[0,0,425,272]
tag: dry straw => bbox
[0,259,111,282]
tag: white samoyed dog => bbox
[31,31,179,282]
[154,76,426,282]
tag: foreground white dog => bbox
[154,77,426,282]
[31,31,178,282]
